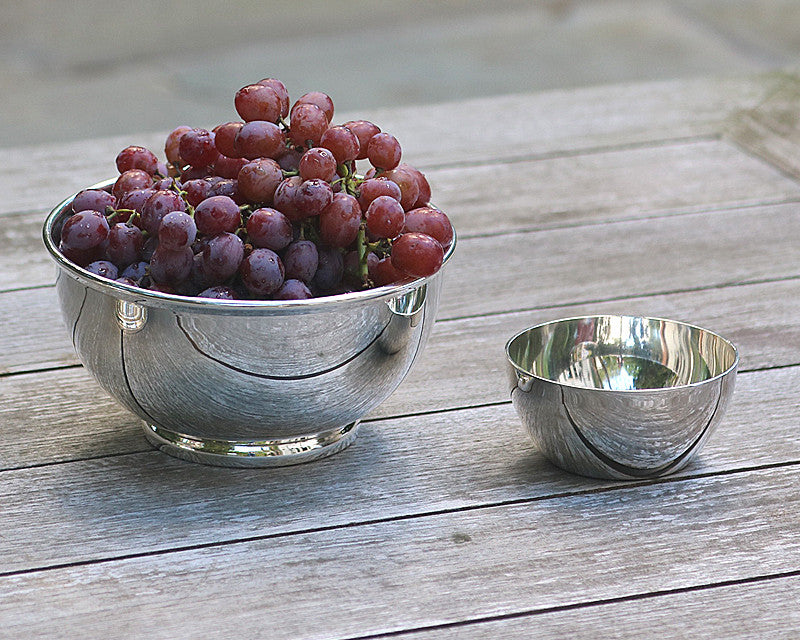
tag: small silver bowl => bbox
[43,180,455,467]
[506,315,739,479]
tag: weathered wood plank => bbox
[438,203,800,320]
[1,465,798,639]
[11,137,799,294]
[725,73,800,180]
[2,274,799,469]
[7,201,800,328]
[0,364,797,572]
[430,139,800,236]
[5,249,800,381]
[378,277,800,419]
[0,367,148,470]
[0,75,781,217]
[397,574,800,639]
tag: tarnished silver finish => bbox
[43,181,455,467]
[506,315,739,479]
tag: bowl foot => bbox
[142,421,359,467]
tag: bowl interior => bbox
[506,315,738,392]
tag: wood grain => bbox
[5,263,800,381]
[431,139,800,237]
[725,73,800,180]
[0,74,778,217]
[2,274,799,469]
[0,364,798,572]
[3,72,800,639]
[1,465,798,639]
[12,137,800,294]
[7,199,800,324]
[437,203,800,320]
[393,574,800,639]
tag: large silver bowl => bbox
[43,180,456,467]
[506,315,739,479]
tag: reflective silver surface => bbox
[43,181,455,467]
[506,315,739,479]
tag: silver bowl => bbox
[43,180,456,467]
[506,315,739,479]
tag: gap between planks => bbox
[1,465,800,639]
[1,363,798,573]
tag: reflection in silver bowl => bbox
[43,181,456,467]
[506,315,739,479]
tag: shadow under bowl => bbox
[505,315,739,479]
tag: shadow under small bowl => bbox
[506,315,739,479]
[43,180,456,467]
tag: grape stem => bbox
[357,224,369,285]
[106,208,135,223]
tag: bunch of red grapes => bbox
[57,77,454,300]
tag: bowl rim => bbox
[43,178,457,313]
[505,313,740,393]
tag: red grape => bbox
[202,232,244,283]
[140,190,186,235]
[165,125,192,167]
[213,121,244,158]
[299,147,337,182]
[283,240,319,283]
[198,286,238,300]
[391,232,443,277]
[357,177,401,210]
[365,195,405,239]
[235,84,282,123]
[179,128,219,168]
[86,260,118,280]
[293,91,334,122]
[61,210,109,251]
[121,261,148,282]
[194,195,240,236]
[181,179,214,207]
[257,78,290,117]
[288,103,328,148]
[402,164,432,207]
[149,245,194,285]
[274,279,313,300]
[402,206,453,249]
[370,255,404,286]
[366,133,401,171]
[240,248,284,295]
[320,193,361,247]
[112,169,153,200]
[320,125,360,164]
[106,223,144,267]
[72,189,115,215]
[214,155,248,179]
[237,158,283,204]
[273,176,304,221]
[311,246,344,293]
[382,165,420,210]
[158,211,197,250]
[117,188,155,220]
[272,279,314,300]
[246,207,293,251]
[116,145,159,175]
[234,120,285,160]
[293,178,333,217]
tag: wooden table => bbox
[3,71,800,638]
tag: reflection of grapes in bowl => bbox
[506,315,738,479]
[42,77,456,466]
